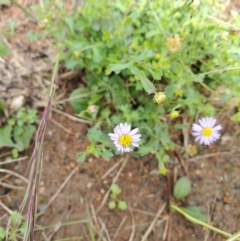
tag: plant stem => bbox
[171,203,236,239]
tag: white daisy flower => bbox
[108,123,141,153]
[192,117,222,145]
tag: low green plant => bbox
[0,39,9,56]
[0,211,27,241]
[172,176,208,223]
[0,107,39,158]
[108,184,127,211]
[34,0,240,171]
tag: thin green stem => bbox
[227,231,240,241]
[10,0,38,21]
[171,203,238,239]
[199,82,215,94]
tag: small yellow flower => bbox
[154,53,161,60]
[38,19,48,29]
[175,89,183,97]
[187,145,197,156]
[153,92,166,104]
[166,35,181,53]
[170,110,180,119]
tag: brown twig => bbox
[174,149,189,177]
[141,202,166,241]
[96,155,129,213]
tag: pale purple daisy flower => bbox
[192,117,222,145]
[108,123,141,153]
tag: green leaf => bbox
[76,152,87,162]
[110,184,122,195]
[231,112,240,122]
[13,125,36,151]
[173,176,191,200]
[118,200,127,210]
[0,0,11,5]
[27,31,39,41]
[193,75,204,83]
[0,227,5,240]
[108,62,131,74]
[0,125,16,148]
[182,206,208,223]
[0,100,4,112]
[108,200,116,210]
[137,72,156,94]
[0,40,9,57]
[63,17,74,33]
[69,88,89,114]
[19,222,27,235]
[65,58,81,69]
[92,48,102,63]
[10,211,22,225]
[101,147,113,161]
[87,124,103,143]
[12,148,19,159]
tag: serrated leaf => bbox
[173,176,191,200]
[13,125,36,151]
[101,147,113,161]
[182,206,208,223]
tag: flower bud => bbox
[38,19,48,29]
[187,145,197,156]
[170,110,180,119]
[88,105,97,114]
[153,92,166,104]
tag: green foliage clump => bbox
[0,211,27,241]
[36,0,240,167]
[0,108,39,158]
[108,184,127,211]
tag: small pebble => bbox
[100,188,105,194]
[103,179,108,184]
[86,182,92,188]
[88,158,93,163]
[39,186,45,194]
[128,172,133,177]
[223,193,233,204]
[224,204,231,212]
[69,162,76,168]
[14,179,22,185]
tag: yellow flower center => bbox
[119,134,132,147]
[202,127,213,137]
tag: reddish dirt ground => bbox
[1,105,240,241]
[1,1,240,241]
